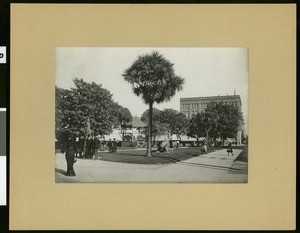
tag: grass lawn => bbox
[96,147,222,164]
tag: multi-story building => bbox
[180,93,243,144]
[180,94,242,119]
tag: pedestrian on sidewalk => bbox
[112,138,117,152]
[201,139,208,155]
[227,142,234,156]
[61,131,77,176]
[93,135,101,159]
[84,134,92,159]
[107,139,113,152]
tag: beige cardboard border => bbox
[10,4,296,230]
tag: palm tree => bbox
[122,51,184,157]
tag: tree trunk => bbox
[146,102,153,157]
[206,130,209,143]
[168,131,172,148]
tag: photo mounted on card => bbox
[55,47,248,183]
[10,4,295,230]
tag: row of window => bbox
[182,103,207,110]
[182,101,239,110]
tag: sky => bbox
[56,47,248,131]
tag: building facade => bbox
[180,94,243,144]
[180,94,242,119]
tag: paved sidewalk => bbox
[55,148,247,183]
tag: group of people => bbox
[200,139,234,156]
[107,138,118,152]
[69,132,102,160]
[60,131,120,176]
[60,128,235,177]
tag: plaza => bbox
[55,147,248,183]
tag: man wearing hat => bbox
[61,130,77,176]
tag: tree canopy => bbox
[115,104,133,140]
[123,51,184,156]
[56,78,131,137]
[187,111,217,141]
[141,107,161,124]
[187,101,244,142]
[159,109,189,140]
[141,108,166,144]
[116,104,133,128]
[122,51,184,105]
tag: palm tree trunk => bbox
[146,102,153,157]
[206,130,209,142]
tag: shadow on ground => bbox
[55,169,80,183]
[55,168,67,176]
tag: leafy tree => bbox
[56,87,77,132]
[55,87,79,145]
[55,78,120,136]
[123,51,184,157]
[206,101,243,140]
[141,108,166,146]
[115,104,133,140]
[187,101,244,144]
[141,108,161,124]
[187,111,217,144]
[159,109,189,141]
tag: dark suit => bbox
[62,133,76,176]
[78,135,85,158]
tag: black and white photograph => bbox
[4,3,296,231]
[55,47,248,183]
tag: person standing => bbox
[93,135,101,159]
[107,139,112,152]
[78,131,85,158]
[61,131,76,176]
[176,140,180,149]
[84,134,92,159]
[115,139,118,152]
[99,138,105,151]
[201,139,208,155]
[89,134,96,159]
[227,142,234,156]
[112,138,117,152]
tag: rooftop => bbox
[131,116,146,128]
[180,94,241,102]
